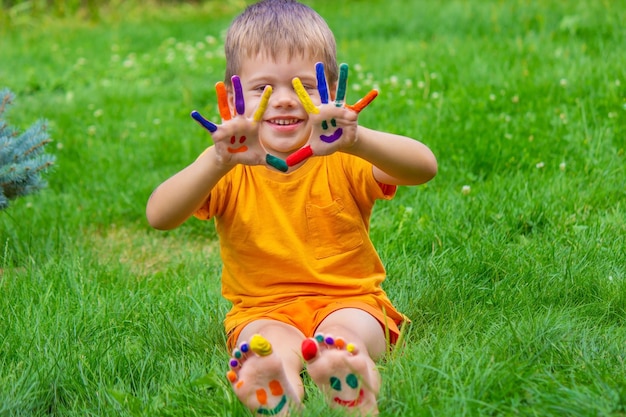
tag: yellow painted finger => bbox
[253,85,272,122]
[215,81,231,121]
[292,78,319,114]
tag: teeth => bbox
[272,119,298,126]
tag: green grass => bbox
[1,0,625,415]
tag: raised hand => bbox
[191,76,288,172]
[286,63,378,167]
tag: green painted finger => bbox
[335,63,349,107]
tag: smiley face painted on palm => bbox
[287,62,379,167]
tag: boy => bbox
[146,0,437,415]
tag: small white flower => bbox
[462,185,471,195]
[489,94,496,101]
[417,81,425,89]
[615,79,621,87]
[560,78,568,87]
[93,109,104,118]
[536,162,545,169]
[87,126,97,136]
[559,162,566,171]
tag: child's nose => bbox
[270,87,299,108]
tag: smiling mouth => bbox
[333,389,364,407]
[269,118,301,126]
[320,128,343,143]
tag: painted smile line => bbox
[227,146,248,153]
[257,395,287,416]
[333,389,364,407]
[320,128,343,143]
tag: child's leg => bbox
[227,319,305,416]
[303,308,386,416]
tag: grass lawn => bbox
[1,0,625,415]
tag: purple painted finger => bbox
[232,75,245,115]
[316,62,329,104]
[191,110,217,133]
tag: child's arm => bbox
[146,77,274,230]
[344,126,437,186]
[146,146,232,230]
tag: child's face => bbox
[235,52,329,159]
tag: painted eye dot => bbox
[240,136,246,143]
[230,136,236,144]
[346,374,359,389]
[321,119,337,130]
[330,376,342,391]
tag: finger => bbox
[335,63,349,107]
[253,86,273,122]
[286,145,313,167]
[215,81,232,121]
[345,89,378,114]
[191,110,218,133]
[232,75,245,115]
[266,154,288,172]
[316,62,329,104]
[292,78,319,114]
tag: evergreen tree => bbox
[0,88,56,211]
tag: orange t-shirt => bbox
[194,152,404,335]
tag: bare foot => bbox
[227,334,301,416]
[302,333,380,416]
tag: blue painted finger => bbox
[191,110,217,133]
[232,75,245,115]
[316,62,329,104]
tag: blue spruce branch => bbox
[0,88,56,211]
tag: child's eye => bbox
[255,85,270,92]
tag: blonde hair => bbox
[224,0,338,85]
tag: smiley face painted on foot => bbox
[330,374,364,407]
[256,380,288,415]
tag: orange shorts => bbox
[225,296,406,350]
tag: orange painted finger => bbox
[215,81,231,120]
[345,89,378,114]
